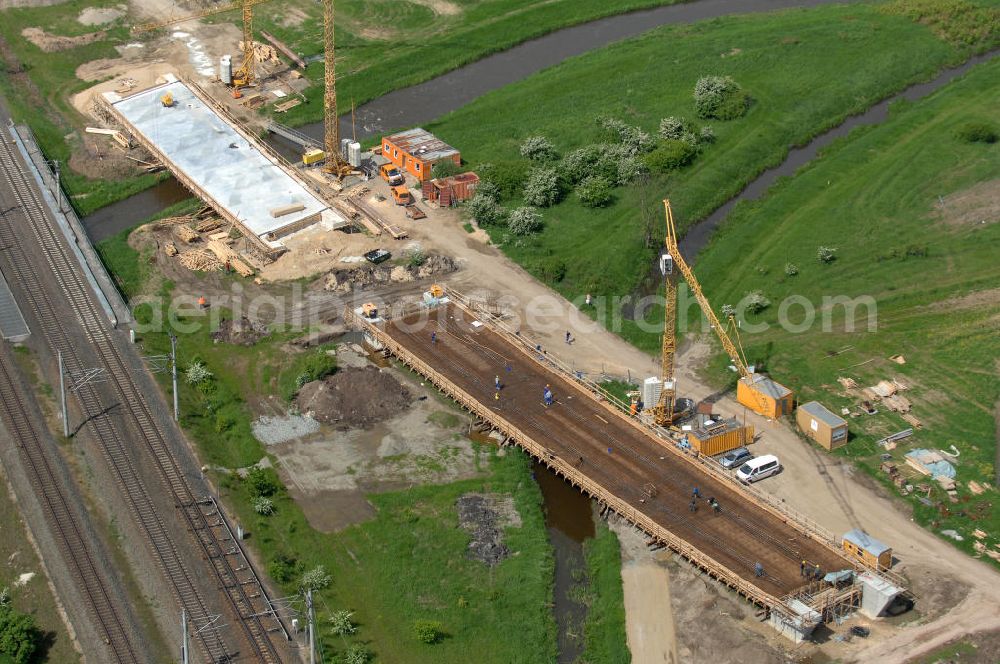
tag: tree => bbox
[576,176,614,208]
[268,553,298,584]
[658,116,688,140]
[522,167,563,207]
[507,207,543,236]
[519,135,558,162]
[253,496,274,515]
[185,361,212,385]
[300,565,332,592]
[246,466,280,498]
[329,609,357,636]
[466,192,506,227]
[694,75,750,120]
[431,160,462,179]
[817,246,837,263]
[412,619,444,644]
[645,139,698,173]
[743,290,770,314]
[560,145,605,184]
[477,161,530,199]
[0,606,40,664]
[342,644,372,664]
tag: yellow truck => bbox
[390,185,412,206]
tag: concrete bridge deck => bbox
[349,294,877,615]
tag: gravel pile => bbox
[252,414,320,445]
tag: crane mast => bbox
[322,0,352,177]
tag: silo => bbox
[219,55,232,85]
[348,142,361,167]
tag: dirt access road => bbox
[380,208,1000,661]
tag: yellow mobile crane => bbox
[659,199,791,419]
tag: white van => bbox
[736,454,781,483]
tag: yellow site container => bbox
[737,374,793,419]
[688,423,754,456]
[302,148,325,166]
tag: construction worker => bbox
[800,560,807,577]
[813,564,822,581]
[629,400,638,416]
[495,375,501,391]
[565,330,572,344]
[692,486,701,499]
[755,562,764,578]
[197,295,207,309]
[431,332,437,344]
[543,385,554,407]
[711,498,721,514]
[585,293,592,307]
[689,498,697,513]
[494,390,500,402]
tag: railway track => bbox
[0,350,142,662]
[0,133,285,662]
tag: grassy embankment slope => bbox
[424,1,992,352]
[694,57,1000,561]
[0,0,165,216]
[247,0,686,126]
[97,216,560,663]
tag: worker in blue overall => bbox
[543,385,554,407]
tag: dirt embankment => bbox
[457,493,520,566]
[321,254,456,293]
[211,317,268,346]
[21,27,105,52]
[296,367,411,429]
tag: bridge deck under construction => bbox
[351,296,868,610]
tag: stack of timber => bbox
[206,240,254,277]
[179,250,222,271]
[195,217,226,233]
[174,225,199,243]
[164,241,178,257]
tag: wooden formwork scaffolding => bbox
[346,292,907,623]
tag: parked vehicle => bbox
[391,185,412,205]
[380,163,405,186]
[736,454,781,483]
[364,249,391,264]
[719,446,752,469]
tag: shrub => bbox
[784,263,799,276]
[817,246,838,263]
[645,139,698,173]
[561,145,605,184]
[576,175,614,208]
[185,361,213,385]
[431,160,461,179]
[956,122,997,144]
[507,207,543,235]
[328,609,357,636]
[214,407,238,433]
[522,167,563,207]
[300,565,332,592]
[658,116,688,140]
[698,125,716,144]
[405,244,427,268]
[603,143,648,184]
[253,496,275,515]
[268,553,298,583]
[694,75,749,120]
[412,619,444,644]
[530,256,568,283]
[466,192,506,227]
[478,161,530,199]
[519,135,558,162]
[744,290,770,314]
[0,605,40,664]
[475,180,501,203]
[246,466,281,498]
[342,644,372,664]
[596,116,655,154]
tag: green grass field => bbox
[246,0,686,126]
[692,56,1000,562]
[424,1,992,324]
[581,522,629,664]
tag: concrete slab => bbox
[108,78,345,245]
[0,267,29,342]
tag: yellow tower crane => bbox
[659,199,788,419]
[132,0,274,88]
[651,224,679,427]
[322,0,352,178]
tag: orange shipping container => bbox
[381,127,460,182]
[737,374,793,419]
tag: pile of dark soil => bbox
[296,366,410,429]
[456,493,510,566]
[322,254,457,293]
[212,317,269,346]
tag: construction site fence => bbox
[346,305,789,610]
[371,293,905,592]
